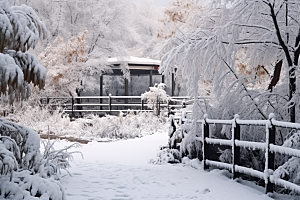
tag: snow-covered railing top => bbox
[173,112,300,195]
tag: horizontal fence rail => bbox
[40,95,209,117]
[171,112,300,195]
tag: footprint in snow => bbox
[199,188,210,194]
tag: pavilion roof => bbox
[107,56,161,66]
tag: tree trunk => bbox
[289,66,296,123]
[291,28,300,123]
[268,60,283,92]
[269,3,295,122]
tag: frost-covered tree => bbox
[14,0,164,59]
[0,2,79,199]
[132,0,163,57]
[37,29,100,97]
[160,0,300,189]
[156,0,204,94]
[161,0,300,122]
[157,0,201,40]
[0,0,47,103]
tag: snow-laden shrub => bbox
[160,114,202,165]
[0,139,18,180]
[1,171,65,200]
[5,104,168,141]
[273,132,300,192]
[74,112,167,140]
[178,118,202,160]
[182,157,202,170]
[39,139,82,179]
[149,148,181,164]
[169,132,179,149]
[0,118,79,200]
[142,83,169,116]
[218,149,232,164]
[168,117,184,149]
[0,118,41,171]
[5,103,71,136]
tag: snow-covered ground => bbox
[54,132,282,200]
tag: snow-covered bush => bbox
[39,139,82,179]
[149,148,181,164]
[0,119,41,170]
[1,171,65,200]
[142,83,169,116]
[73,112,167,140]
[168,116,181,149]
[5,101,71,136]
[0,118,69,199]
[5,105,168,141]
[273,132,300,192]
[0,0,47,103]
[181,157,202,170]
[165,113,202,164]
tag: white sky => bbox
[152,0,169,7]
[134,0,170,7]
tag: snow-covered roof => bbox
[108,57,161,66]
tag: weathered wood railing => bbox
[173,112,300,194]
[40,95,201,117]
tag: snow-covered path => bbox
[57,132,273,200]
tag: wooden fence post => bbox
[203,114,209,170]
[109,94,112,115]
[76,96,82,117]
[141,99,144,110]
[169,115,177,149]
[100,75,103,111]
[100,97,102,111]
[158,100,161,116]
[155,96,159,116]
[169,115,176,138]
[179,111,186,141]
[180,111,186,126]
[182,99,186,108]
[167,100,170,117]
[71,97,74,118]
[266,114,276,194]
[232,114,240,179]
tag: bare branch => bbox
[219,56,267,119]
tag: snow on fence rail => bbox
[171,112,300,195]
[40,95,206,117]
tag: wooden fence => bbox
[172,112,300,194]
[40,95,205,117]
